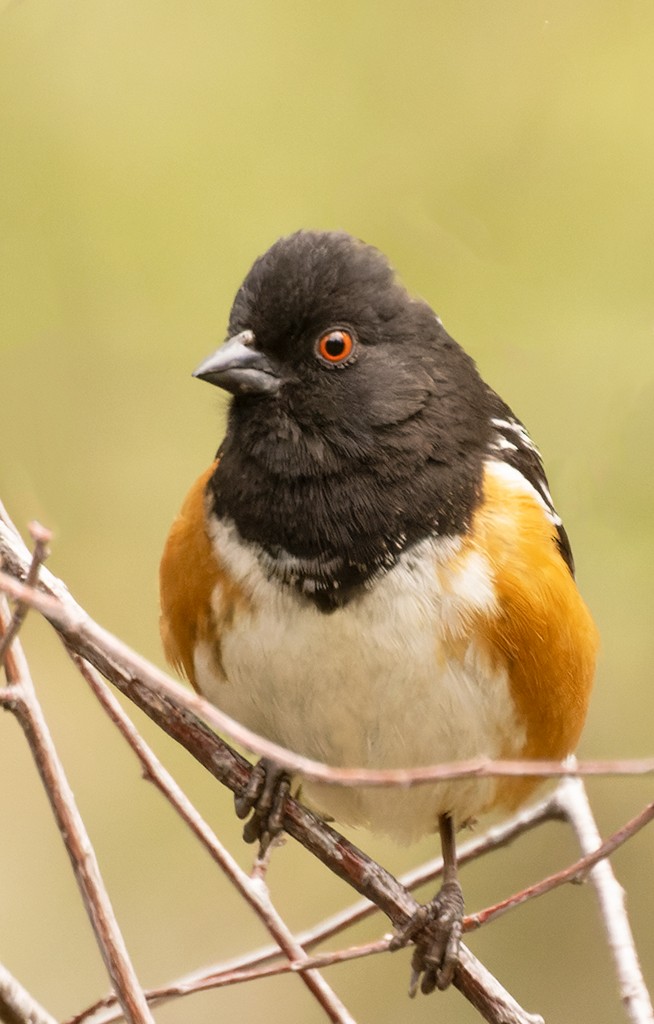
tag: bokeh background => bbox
[1,2,653,1022]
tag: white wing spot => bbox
[485,459,562,526]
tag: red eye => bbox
[316,328,355,365]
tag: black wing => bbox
[485,389,575,575]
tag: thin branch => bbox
[66,794,563,1024]
[74,654,356,1024]
[0,521,51,664]
[0,961,58,1024]
[457,947,544,1024]
[65,939,390,1024]
[556,776,654,1024]
[0,500,21,537]
[0,600,155,1024]
[121,784,650,1023]
[465,797,654,932]
[66,938,543,1024]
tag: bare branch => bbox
[0,599,155,1024]
[0,521,51,664]
[67,936,547,1024]
[0,500,21,537]
[67,795,562,1024]
[465,796,654,932]
[556,776,654,1024]
[64,939,390,1024]
[67,796,564,1024]
[0,961,58,1024]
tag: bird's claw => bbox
[390,880,464,995]
[234,758,291,855]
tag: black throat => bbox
[207,396,488,612]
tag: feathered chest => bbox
[191,515,523,839]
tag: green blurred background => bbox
[1,2,653,1021]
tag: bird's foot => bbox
[390,880,464,996]
[234,757,291,854]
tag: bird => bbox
[159,229,598,994]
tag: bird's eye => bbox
[316,328,356,365]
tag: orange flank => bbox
[160,462,247,688]
[467,465,598,809]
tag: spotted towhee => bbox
[160,230,598,993]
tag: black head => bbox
[196,230,494,608]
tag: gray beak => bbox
[192,330,281,396]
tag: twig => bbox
[0,598,155,1024]
[66,938,543,1024]
[74,654,356,1024]
[67,794,562,1024]
[71,944,544,1024]
[556,776,654,1024]
[65,939,390,1024]
[0,521,50,664]
[0,500,20,537]
[465,798,654,932]
[0,961,58,1024]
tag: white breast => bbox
[195,521,525,843]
